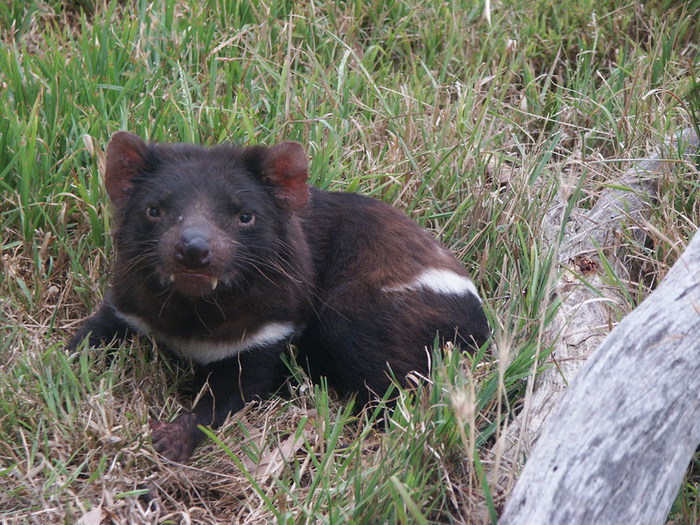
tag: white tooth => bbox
[211,277,218,290]
[169,274,176,282]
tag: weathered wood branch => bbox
[500,224,700,523]
[486,127,699,510]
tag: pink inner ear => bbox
[105,132,147,204]
[265,142,310,212]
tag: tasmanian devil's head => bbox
[103,131,309,299]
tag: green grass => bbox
[1,0,698,523]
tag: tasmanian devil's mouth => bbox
[169,271,219,297]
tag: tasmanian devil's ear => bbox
[262,141,310,212]
[105,131,148,204]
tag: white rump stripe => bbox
[383,268,481,302]
[115,309,296,365]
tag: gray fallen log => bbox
[500,225,700,524]
[488,128,700,491]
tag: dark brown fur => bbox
[68,132,490,462]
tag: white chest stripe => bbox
[383,268,482,302]
[116,310,152,335]
[114,309,296,365]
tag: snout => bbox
[167,226,221,297]
[175,227,212,269]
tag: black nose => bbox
[175,228,211,269]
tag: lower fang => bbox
[211,277,218,290]
[169,274,176,282]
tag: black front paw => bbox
[67,302,135,351]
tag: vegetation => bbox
[0,0,698,522]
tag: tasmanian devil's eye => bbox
[147,206,161,218]
[238,212,255,225]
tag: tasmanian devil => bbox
[68,131,490,462]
